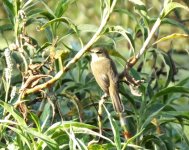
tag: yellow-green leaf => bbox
[153,33,189,45]
[54,49,70,59]
[129,0,145,6]
[161,2,189,18]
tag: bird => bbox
[90,47,124,113]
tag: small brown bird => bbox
[90,47,124,113]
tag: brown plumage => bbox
[90,47,124,113]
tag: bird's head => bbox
[90,47,109,61]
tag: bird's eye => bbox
[96,51,102,54]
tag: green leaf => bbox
[54,49,70,60]
[46,122,97,135]
[161,111,189,119]
[7,125,33,149]
[158,50,174,87]
[141,135,167,149]
[39,17,76,32]
[0,120,32,149]
[27,8,45,18]
[29,112,41,132]
[45,121,114,145]
[41,0,56,19]
[104,106,121,150]
[39,11,55,20]
[88,143,115,150]
[128,0,147,16]
[176,77,189,86]
[108,49,127,62]
[77,24,98,33]
[0,141,6,148]
[114,8,137,21]
[2,0,15,24]
[36,42,51,53]
[66,127,88,150]
[106,26,135,52]
[153,86,189,98]
[161,2,189,18]
[22,0,34,9]
[0,24,13,32]
[0,101,27,126]
[55,0,70,17]
[153,33,189,45]
[141,104,165,129]
[162,18,189,34]
[27,130,58,149]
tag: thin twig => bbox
[126,17,162,69]
[136,18,161,59]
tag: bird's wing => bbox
[109,59,119,83]
[91,61,109,94]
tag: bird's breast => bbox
[91,58,110,74]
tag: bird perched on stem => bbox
[90,47,124,113]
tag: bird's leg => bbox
[102,93,108,99]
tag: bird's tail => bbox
[109,84,124,113]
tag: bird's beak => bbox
[89,49,94,53]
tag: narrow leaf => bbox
[0,101,27,126]
[129,0,145,6]
[153,33,189,45]
[154,86,189,98]
[161,2,189,18]
[104,105,121,149]
[39,17,75,31]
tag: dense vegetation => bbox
[0,0,189,149]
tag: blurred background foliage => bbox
[0,0,189,149]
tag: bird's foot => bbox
[102,93,108,99]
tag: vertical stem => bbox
[5,80,11,103]
[136,18,161,59]
[98,98,105,135]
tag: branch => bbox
[119,17,162,89]
[23,0,117,96]
[127,17,161,68]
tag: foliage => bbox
[0,0,189,149]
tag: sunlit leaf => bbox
[106,26,135,52]
[55,0,69,17]
[153,33,189,45]
[54,49,70,59]
[129,0,145,6]
[39,17,76,31]
[161,2,189,18]
[0,101,27,126]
